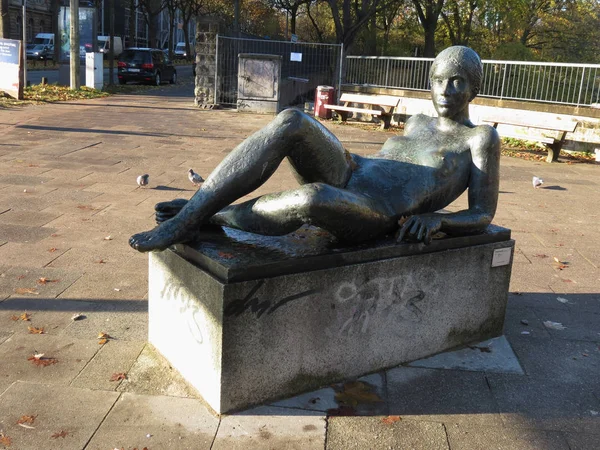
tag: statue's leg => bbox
[130,109,353,252]
[210,183,396,242]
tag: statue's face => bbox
[430,60,473,118]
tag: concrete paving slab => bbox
[0,224,57,244]
[408,336,524,374]
[507,291,570,311]
[271,372,386,415]
[531,307,600,342]
[326,416,449,450]
[0,243,69,271]
[0,333,99,387]
[61,301,147,341]
[117,344,198,398]
[0,381,119,450]
[70,340,145,390]
[558,292,600,314]
[86,392,219,450]
[0,331,12,345]
[503,305,553,339]
[487,374,600,433]
[563,432,600,450]
[445,423,570,449]
[386,367,502,426]
[0,298,87,335]
[57,269,148,301]
[214,405,325,450]
[507,335,600,384]
[0,266,82,300]
[0,209,61,227]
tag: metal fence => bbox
[345,56,600,107]
[216,36,343,107]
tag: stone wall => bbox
[194,19,218,108]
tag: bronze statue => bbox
[129,46,499,252]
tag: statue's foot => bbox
[129,227,179,253]
[155,198,188,224]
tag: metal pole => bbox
[214,33,219,104]
[337,43,343,103]
[22,0,26,87]
[102,0,104,35]
[576,68,585,107]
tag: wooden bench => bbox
[481,115,578,163]
[324,93,401,129]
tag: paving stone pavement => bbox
[0,80,599,449]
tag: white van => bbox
[33,33,54,46]
[97,36,123,57]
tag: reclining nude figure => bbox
[129,46,500,253]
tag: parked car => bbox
[117,48,177,86]
[26,44,53,60]
[174,42,187,58]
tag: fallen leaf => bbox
[37,277,59,285]
[543,320,566,331]
[96,259,105,264]
[28,354,58,367]
[98,338,108,345]
[382,415,402,424]
[27,326,45,334]
[104,235,113,240]
[48,247,57,253]
[71,313,85,321]
[16,274,26,280]
[110,372,127,382]
[50,430,69,439]
[334,381,383,407]
[17,423,35,429]
[98,332,111,340]
[17,415,36,425]
[50,233,59,237]
[14,288,39,295]
[533,254,548,258]
[10,315,20,321]
[0,432,11,447]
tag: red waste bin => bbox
[314,85,335,119]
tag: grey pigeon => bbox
[137,174,149,187]
[532,176,543,189]
[188,168,204,186]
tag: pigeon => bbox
[532,176,543,189]
[137,174,149,187]
[188,169,204,186]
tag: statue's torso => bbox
[346,115,476,218]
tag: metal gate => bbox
[215,36,343,108]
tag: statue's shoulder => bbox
[405,113,432,134]
[471,123,501,151]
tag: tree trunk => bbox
[167,6,175,58]
[423,20,436,56]
[0,0,9,38]
[109,0,114,85]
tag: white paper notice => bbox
[290,52,302,62]
[491,247,512,267]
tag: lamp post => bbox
[70,0,79,89]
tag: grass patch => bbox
[0,84,109,107]
[500,137,596,164]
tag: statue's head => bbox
[430,46,483,100]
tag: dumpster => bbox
[314,85,335,119]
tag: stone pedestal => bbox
[148,226,514,414]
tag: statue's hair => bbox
[430,46,483,97]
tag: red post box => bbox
[314,85,335,119]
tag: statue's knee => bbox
[275,108,305,127]
[299,183,332,217]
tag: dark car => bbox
[117,48,177,86]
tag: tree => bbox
[137,0,165,47]
[440,0,479,46]
[411,0,444,56]
[269,0,311,36]
[323,0,382,54]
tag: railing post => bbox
[577,67,585,106]
[337,43,344,103]
[214,34,219,105]
[384,58,390,87]
[500,63,507,99]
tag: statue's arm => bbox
[397,125,500,244]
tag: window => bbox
[16,16,22,39]
[28,18,34,42]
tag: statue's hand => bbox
[396,214,442,245]
[155,198,189,224]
